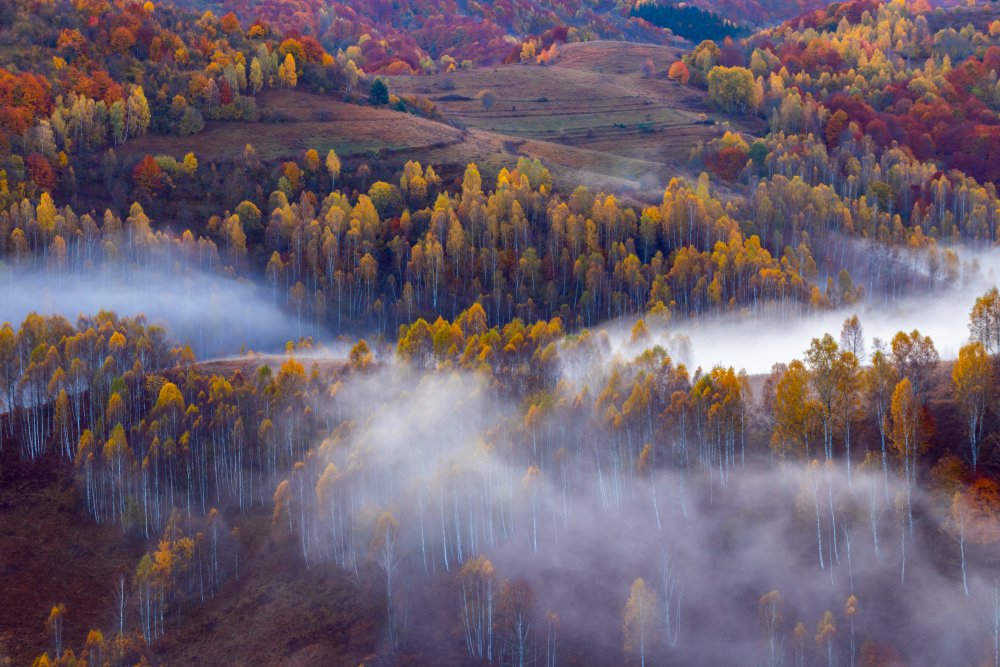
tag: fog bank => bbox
[624,247,1000,374]
[275,357,1000,666]
[0,264,324,357]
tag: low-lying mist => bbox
[0,263,324,358]
[665,292,978,374]
[614,246,1000,374]
[276,350,1000,665]
[3,233,996,663]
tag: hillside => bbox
[3,0,1000,664]
[151,510,380,667]
[198,0,962,68]
[115,42,760,207]
[119,89,465,165]
[2,321,998,666]
[389,41,764,199]
[198,0,679,73]
[925,2,1000,31]
[0,444,146,666]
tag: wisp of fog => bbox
[273,344,999,665]
[615,246,1000,374]
[0,262,323,357]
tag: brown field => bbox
[391,41,765,199]
[122,89,466,164]
[122,42,762,205]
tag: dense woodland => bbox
[685,0,1000,182]
[189,0,672,71]
[1,0,1000,665]
[631,1,747,43]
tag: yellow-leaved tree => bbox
[952,342,990,471]
[623,578,657,667]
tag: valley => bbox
[2,0,1000,665]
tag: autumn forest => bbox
[2,0,1000,665]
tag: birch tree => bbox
[759,590,783,667]
[845,595,857,667]
[500,579,535,667]
[952,342,990,471]
[460,556,497,662]
[624,578,657,667]
[970,287,1000,355]
[815,611,836,667]
[46,603,65,658]
[890,378,924,535]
